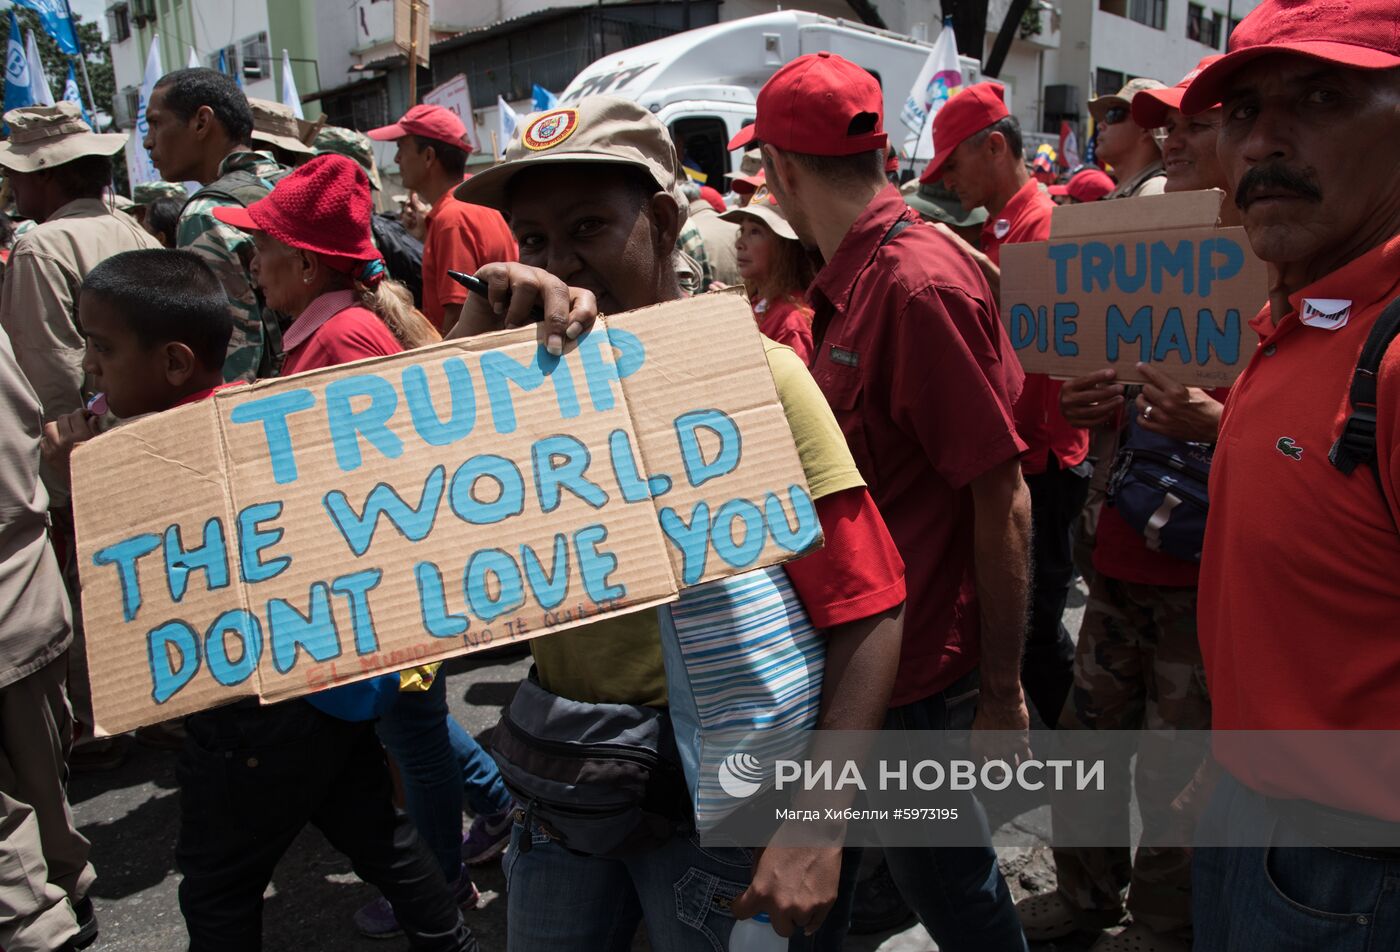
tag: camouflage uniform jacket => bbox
[177,150,288,381]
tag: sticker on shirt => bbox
[1276,437,1303,461]
[829,346,860,367]
[1300,298,1351,331]
[522,109,580,151]
[992,219,1011,240]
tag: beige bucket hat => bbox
[719,184,798,240]
[0,102,128,173]
[1088,77,1168,123]
[455,96,683,211]
[249,98,315,156]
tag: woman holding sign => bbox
[214,155,508,941]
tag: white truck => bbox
[559,11,983,186]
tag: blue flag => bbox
[4,11,36,116]
[12,0,79,56]
[532,84,558,113]
[63,62,90,125]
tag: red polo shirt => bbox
[422,190,518,330]
[982,179,1089,476]
[1199,234,1400,816]
[809,185,1027,707]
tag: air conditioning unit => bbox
[130,0,156,25]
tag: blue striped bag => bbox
[658,565,824,830]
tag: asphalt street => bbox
[70,585,1095,952]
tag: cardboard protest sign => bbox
[72,295,820,735]
[999,189,1270,387]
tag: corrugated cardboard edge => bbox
[1049,188,1225,239]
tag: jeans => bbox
[377,676,513,880]
[376,676,466,882]
[1023,459,1091,728]
[176,699,475,952]
[810,671,1030,952]
[503,822,754,952]
[1193,773,1400,952]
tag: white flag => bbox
[25,30,54,105]
[900,23,963,161]
[498,95,520,145]
[128,35,164,186]
[281,49,303,119]
[188,47,200,69]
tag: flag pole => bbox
[61,0,101,122]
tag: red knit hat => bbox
[921,82,1009,184]
[213,154,380,273]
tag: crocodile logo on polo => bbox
[1276,437,1303,460]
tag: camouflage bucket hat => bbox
[0,102,128,174]
[314,125,383,190]
[132,180,189,205]
[249,98,315,156]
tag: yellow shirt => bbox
[531,338,865,707]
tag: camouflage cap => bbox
[1088,77,1168,123]
[314,125,382,191]
[248,98,315,156]
[0,101,128,173]
[131,180,189,205]
[455,96,683,214]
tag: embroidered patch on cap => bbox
[522,109,580,151]
[1300,298,1351,330]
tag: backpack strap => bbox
[1328,295,1400,496]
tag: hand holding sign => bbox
[447,261,594,355]
[1059,368,1126,429]
[1134,362,1224,444]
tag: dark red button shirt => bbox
[808,184,1027,707]
[982,179,1089,476]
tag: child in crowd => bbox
[721,186,817,363]
[41,247,479,952]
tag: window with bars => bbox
[1100,0,1167,30]
[240,32,271,81]
[1187,4,1223,47]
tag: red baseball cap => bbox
[1048,168,1116,203]
[728,52,888,156]
[367,103,473,152]
[920,82,1009,184]
[1181,0,1400,115]
[213,154,379,270]
[1133,55,1224,128]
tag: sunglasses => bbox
[1100,107,1131,126]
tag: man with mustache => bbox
[1016,56,1233,952]
[1178,1,1400,949]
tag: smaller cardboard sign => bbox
[998,190,1269,387]
[71,295,818,735]
[423,73,481,153]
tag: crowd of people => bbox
[0,0,1397,950]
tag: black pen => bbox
[447,269,545,323]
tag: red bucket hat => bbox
[212,154,379,271]
[1132,55,1224,128]
[920,82,1009,184]
[1181,0,1400,115]
[367,103,473,152]
[728,52,888,156]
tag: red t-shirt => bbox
[173,382,244,407]
[1199,234,1400,815]
[281,306,403,375]
[784,486,906,628]
[757,296,815,365]
[422,191,517,330]
[808,185,1027,707]
[982,179,1089,476]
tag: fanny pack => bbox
[1106,407,1213,563]
[489,672,692,858]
